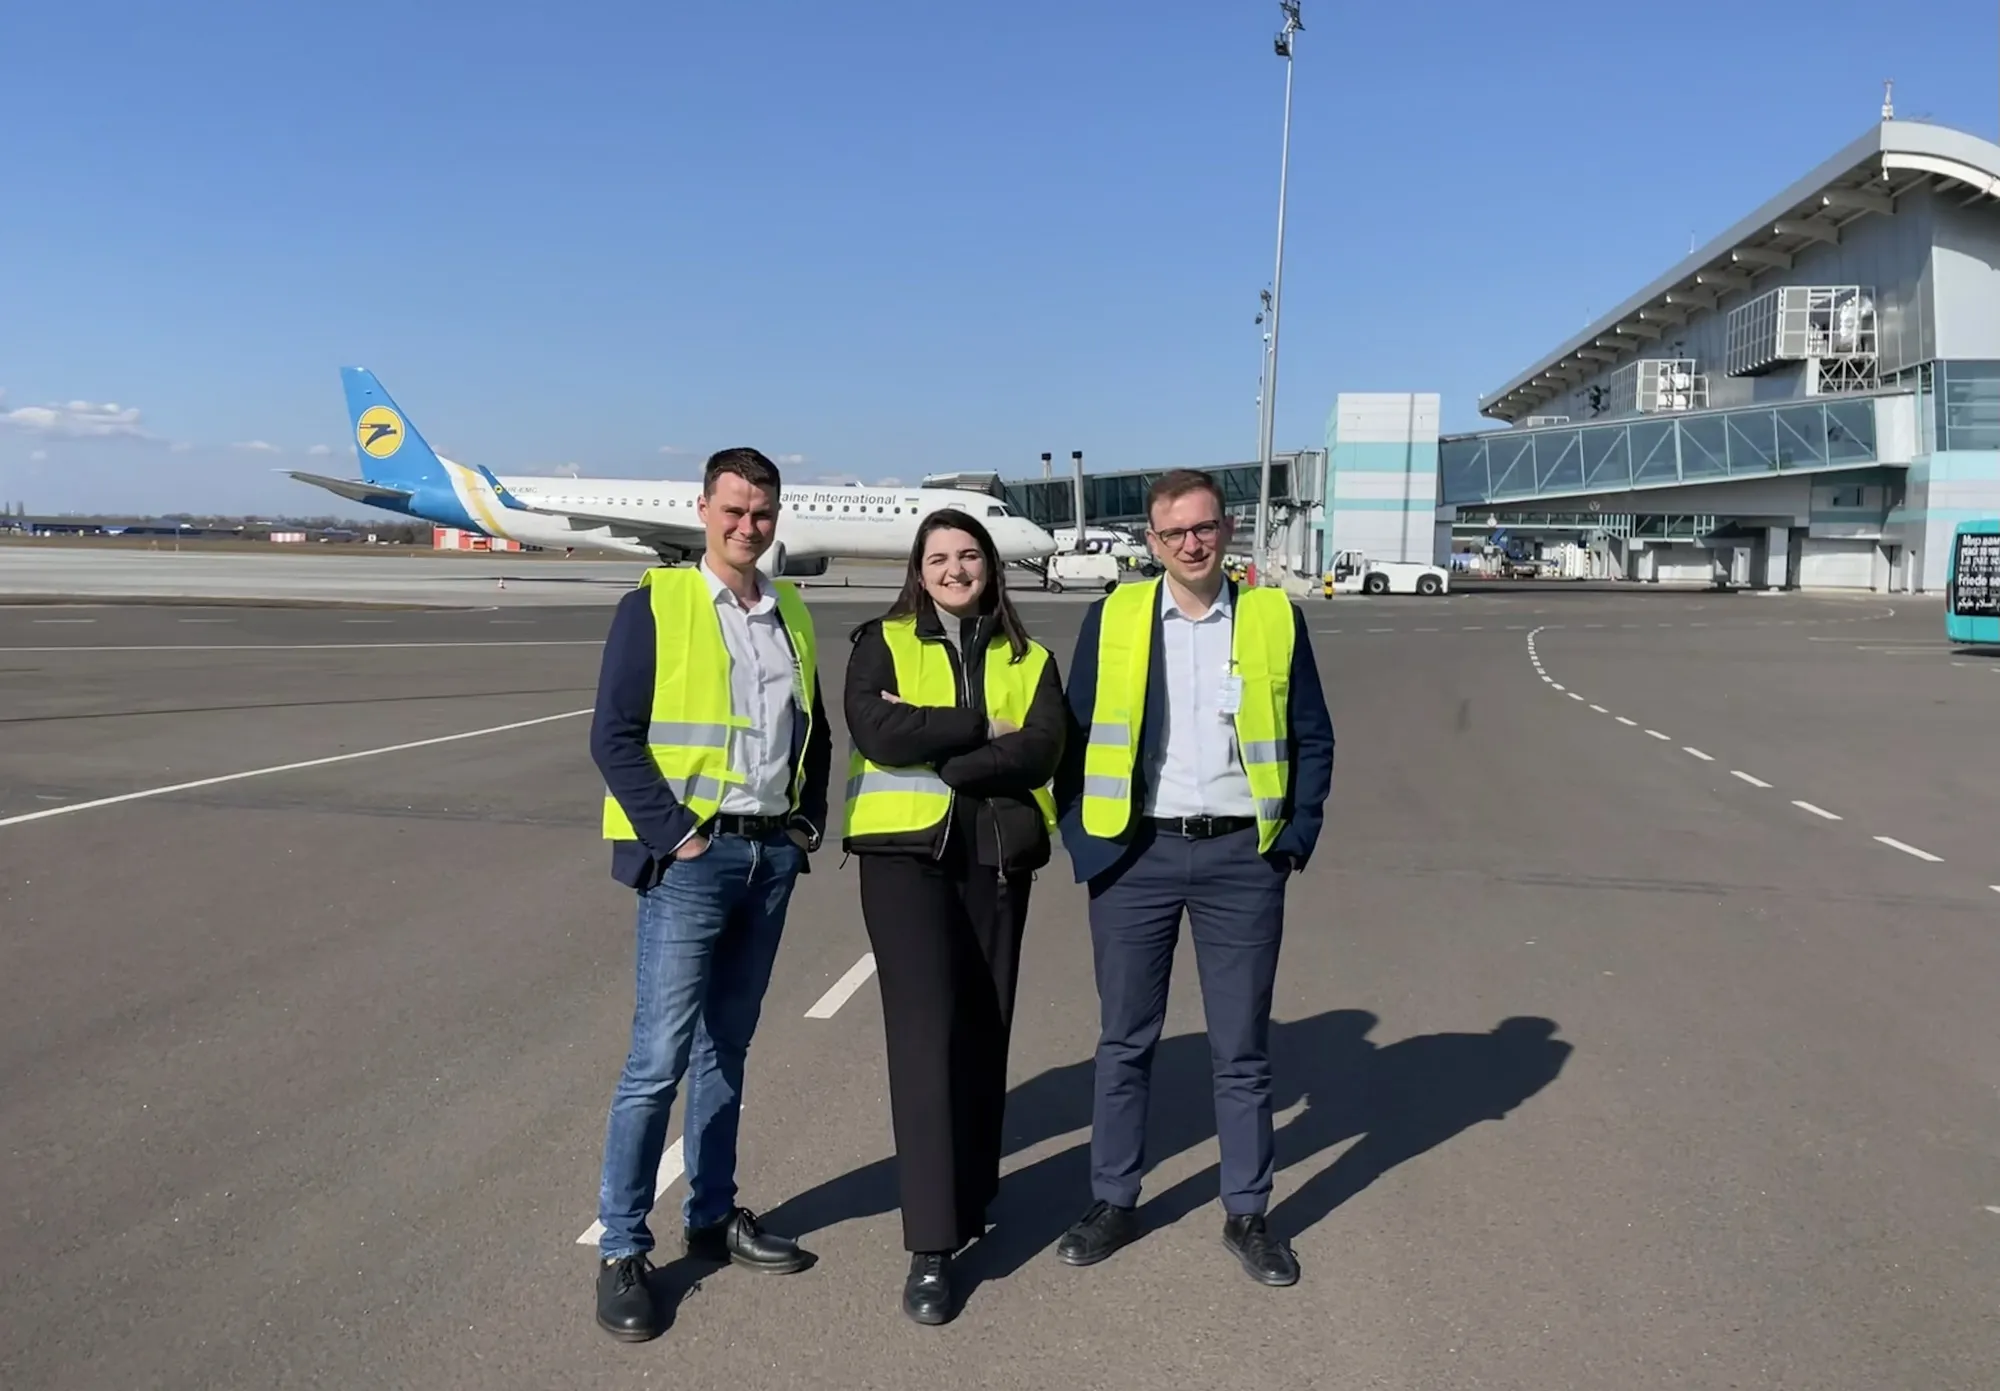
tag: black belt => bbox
[707,813,790,838]
[1145,815,1257,840]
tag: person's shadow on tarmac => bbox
[760,1009,1572,1312]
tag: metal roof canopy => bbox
[1481,120,2000,424]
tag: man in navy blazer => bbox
[1052,468,1334,1288]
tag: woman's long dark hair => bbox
[876,507,1033,662]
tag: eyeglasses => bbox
[1150,520,1223,549]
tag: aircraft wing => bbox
[287,470,416,509]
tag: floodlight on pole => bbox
[1252,0,1302,585]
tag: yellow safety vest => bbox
[602,566,818,840]
[842,615,1059,839]
[1080,579,1295,852]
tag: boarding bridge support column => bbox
[1763,527,1791,589]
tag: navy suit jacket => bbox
[590,585,832,891]
[1054,581,1334,887]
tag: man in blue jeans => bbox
[588,447,831,1343]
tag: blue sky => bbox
[2,0,1997,517]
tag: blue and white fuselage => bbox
[290,368,1056,577]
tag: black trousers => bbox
[858,848,1031,1253]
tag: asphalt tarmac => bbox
[4,586,1998,1390]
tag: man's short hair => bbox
[1145,468,1226,525]
[703,447,783,498]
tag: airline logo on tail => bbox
[357,405,404,460]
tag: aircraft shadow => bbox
[760,1009,1572,1311]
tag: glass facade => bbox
[1003,460,1289,529]
[1937,360,2000,451]
[1439,397,1881,505]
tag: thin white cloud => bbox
[776,453,808,466]
[232,440,280,453]
[169,441,195,454]
[1,396,148,439]
[658,444,693,456]
[874,476,903,486]
[306,444,333,457]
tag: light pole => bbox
[1252,0,1302,583]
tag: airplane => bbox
[287,368,1057,576]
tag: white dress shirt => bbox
[1141,579,1258,819]
[699,559,800,816]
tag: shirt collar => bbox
[699,557,776,615]
[1158,576,1232,623]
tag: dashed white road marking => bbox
[0,708,593,828]
[178,618,236,625]
[1589,704,1608,713]
[1551,682,1565,691]
[576,1138,685,1247]
[1368,627,1393,634]
[1792,801,1843,821]
[1567,692,1585,701]
[1616,717,1638,727]
[1683,747,1713,761]
[804,953,878,1019]
[1732,771,1772,788]
[1875,836,1943,863]
[1644,729,1671,741]
[32,618,95,625]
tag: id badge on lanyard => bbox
[1218,659,1244,719]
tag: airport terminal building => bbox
[1431,118,2000,592]
[995,119,2000,592]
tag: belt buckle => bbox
[1186,814,1213,838]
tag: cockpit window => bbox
[986,504,1015,517]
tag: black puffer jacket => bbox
[842,600,1067,873]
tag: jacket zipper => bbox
[934,629,971,863]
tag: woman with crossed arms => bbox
[841,508,1066,1326]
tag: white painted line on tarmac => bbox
[1683,747,1713,761]
[1462,625,1484,631]
[1644,729,1671,741]
[0,640,605,654]
[1367,627,1393,634]
[1551,682,1565,691]
[1589,704,1608,713]
[1616,716,1638,727]
[1568,692,1585,701]
[178,618,236,624]
[32,618,96,625]
[1990,887,2000,897]
[342,619,394,625]
[0,708,593,828]
[1792,801,1842,821]
[805,954,878,1019]
[1732,771,1772,788]
[1875,836,1942,863]
[576,1137,685,1247]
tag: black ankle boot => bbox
[902,1250,954,1325]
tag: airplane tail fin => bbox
[342,367,453,489]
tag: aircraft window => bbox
[986,506,1005,516]
[877,507,885,513]
[842,505,851,512]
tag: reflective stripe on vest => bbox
[1080,579,1295,853]
[602,567,819,841]
[842,616,1058,840]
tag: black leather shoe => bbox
[902,1251,954,1325]
[1055,1200,1139,1267]
[1222,1213,1299,1287]
[595,1254,664,1342]
[684,1207,812,1273]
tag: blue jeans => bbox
[596,830,803,1260]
